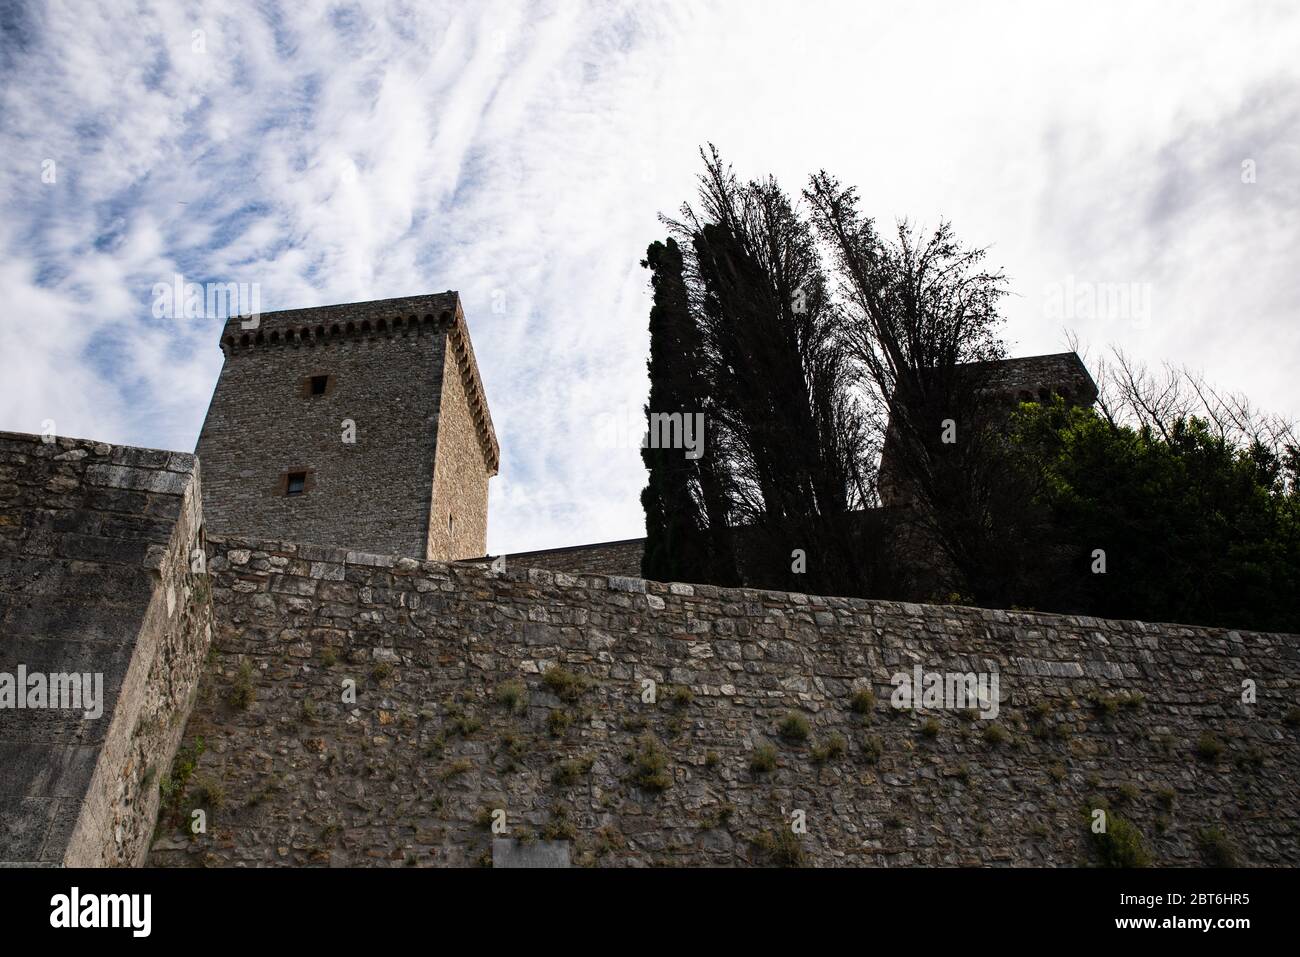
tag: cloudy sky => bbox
[2,0,1298,552]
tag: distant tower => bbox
[877,352,1097,508]
[195,293,499,560]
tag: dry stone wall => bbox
[150,534,1299,868]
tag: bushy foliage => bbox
[1012,399,1300,632]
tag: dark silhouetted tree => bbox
[643,147,881,597]
[640,237,739,585]
[806,173,1049,605]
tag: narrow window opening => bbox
[310,375,328,396]
[448,513,455,534]
[286,472,307,496]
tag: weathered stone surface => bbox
[148,535,1299,869]
[196,294,498,562]
[492,839,571,868]
[0,433,213,866]
[501,538,645,578]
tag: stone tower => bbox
[877,351,1097,508]
[195,293,498,561]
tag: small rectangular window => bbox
[310,375,328,396]
[286,472,307,495]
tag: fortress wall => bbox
[501,538,646,578]
[0,433,213,865]
[147,535,1300,868]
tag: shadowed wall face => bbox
[0,433,211,866]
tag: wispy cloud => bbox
[2,0,1298,552]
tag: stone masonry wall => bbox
[150,534,1298,867]
[425,335,490,561]
[0,433,212,866]
[502,538,645,578]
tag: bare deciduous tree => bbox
[806,172,1047,604]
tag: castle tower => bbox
[877,351,1097,507]
[195,293,499,561]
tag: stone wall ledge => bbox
[208,534,1300,645]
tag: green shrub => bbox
[447,712,482,738]
[1235,745,1265,771]
[1090,694,1119,717]
[440,758,473,779]
[547,709,574,737]
[228,661,255,709]
[1197,827,1240,867]
[160,737,206,815]
[777,711,810,742]
[497,732,527,772]
[1091,813,1151,867]
[1196,732,1224,762]
[543,808,577,841]
[751,828,804,867]
[982,723,1010,747]
[860,735,883,763]
[811,733,847,765]
[494,680,527,713]
[542,667,589,703]
[668,685,694,708]
[189,776,225,811]
[629,733,671,792]
[750,743,777,773]
[552,755,594,787]
[1115,782,1140,804]
[849,688,876,715]
[920,717,940,739]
